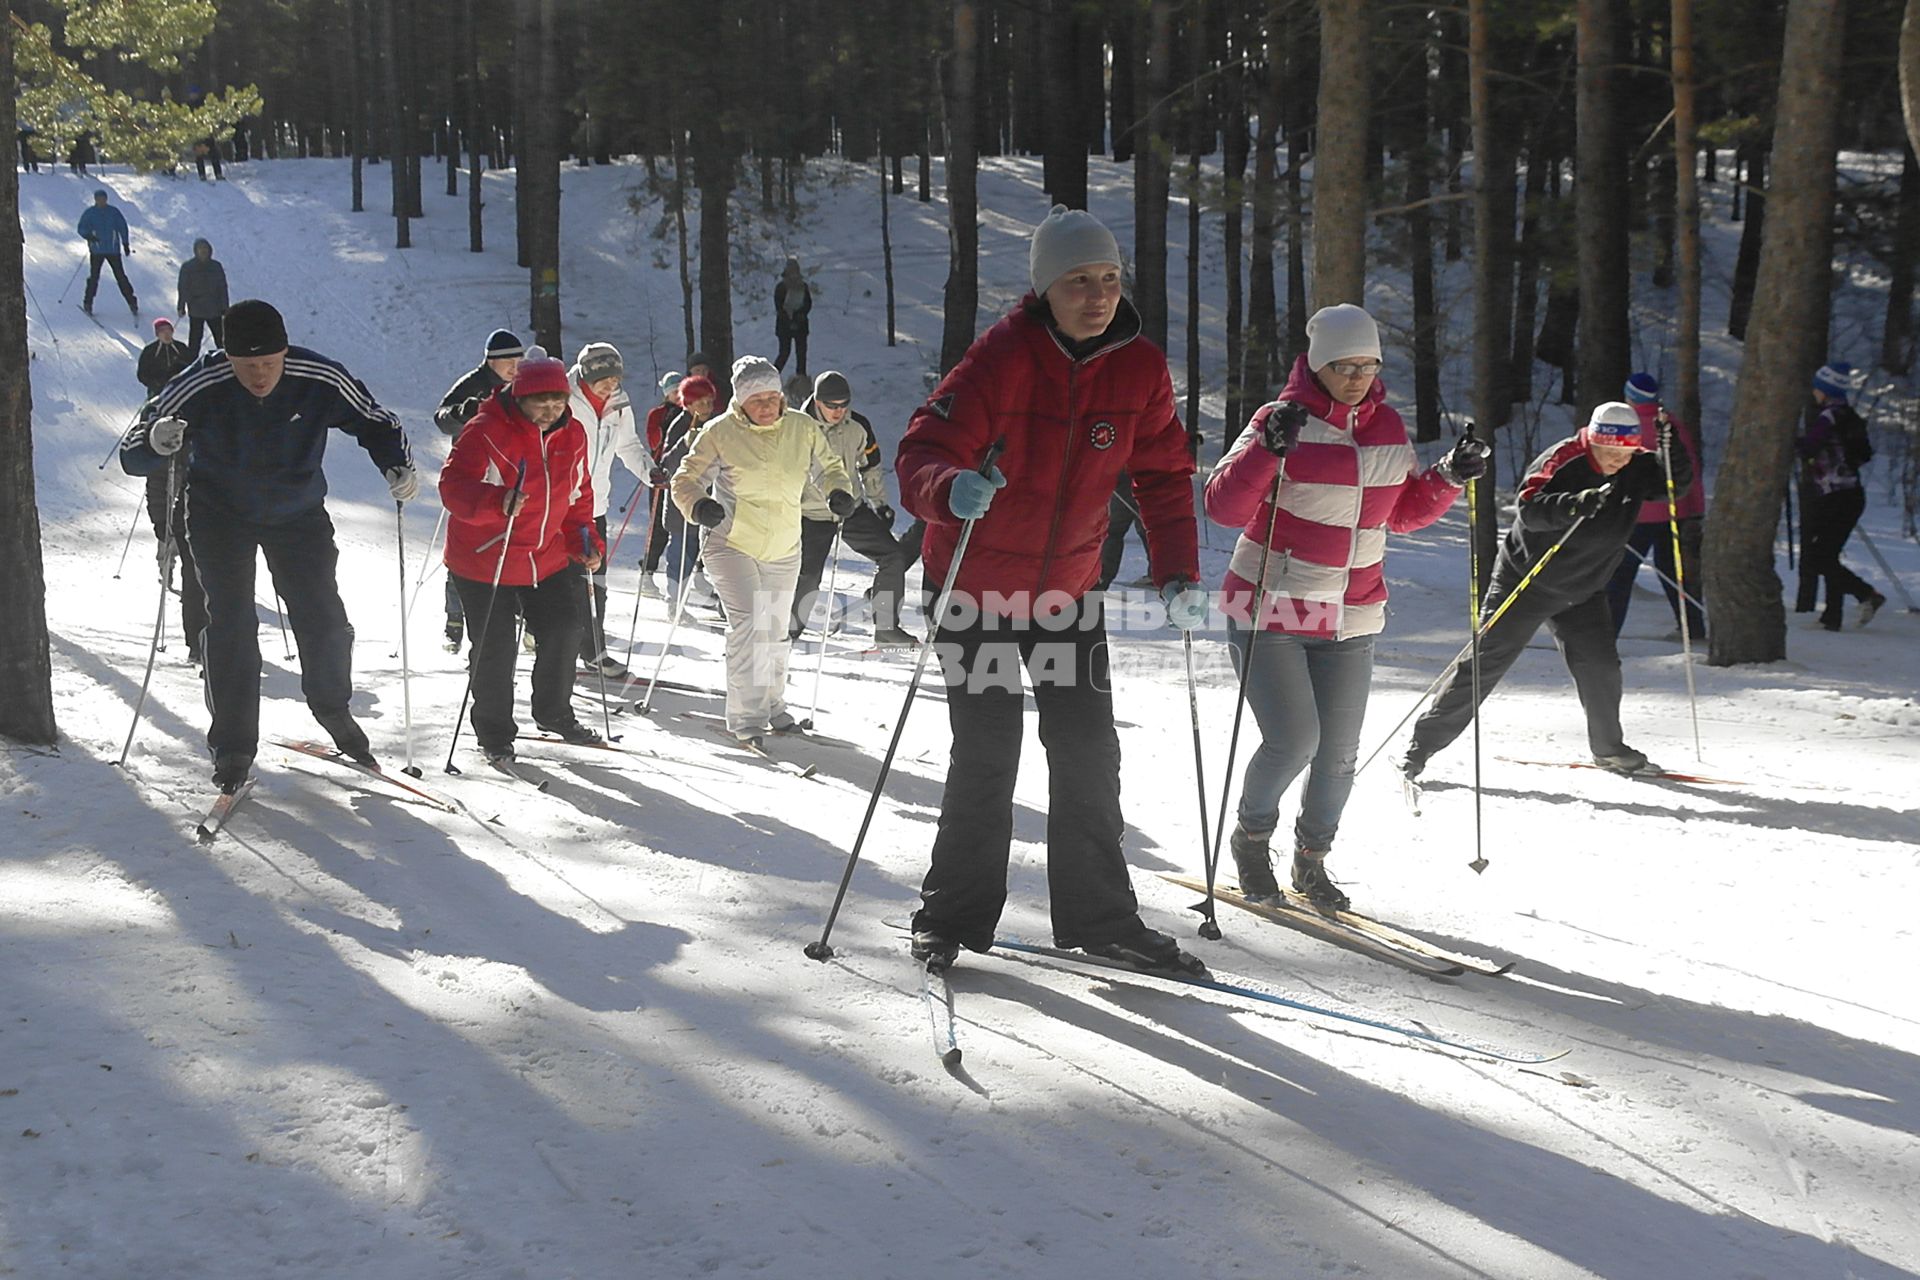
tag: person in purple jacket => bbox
[1206,304,1485,909]
[1795,362,1886,630]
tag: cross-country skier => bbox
[136,317,191,398]
[118,299,418,790]
[438,356,605,764]
[77,188,136,317]
[1207,303,1485,910]
[669,356,853,744]
[569,342,662,676]
[656,374,716,604]
[790,371,916,647]
[1604,372,1707,640]
[433,329,525,652]
[897,204,1206,976]
[638,372,684,595]
[1398,400,1691,782]
[1795,362,1886,630]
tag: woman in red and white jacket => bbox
[1205,304,1485,910]
[440,356,607,764]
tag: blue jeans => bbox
[1227,625,1375,851]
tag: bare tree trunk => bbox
[1882,144,1920,375]
[1401,8,1440,442]
[1510,142,1547,402]
[348,0,364,212]
[382,0,410,247]
[524,0,561,353]
[1575,0,1628,418]
[1245,21,1280,405]
[1133,0,1173,350]
[1312,0,1368,308]
[1283,20,1309,363]
[1184,1,1207,444]
[1222,26,1249,443]
[673,126,696,362]
[1727,145,1767,339]
[881,144,897,346]
[1901,0,1920,157]
[466,0,484,251]
[1673,0,1702,426]
[694,123,735,379]
[1705,0,1847,665]
[940,0,981,374]
[1468,0,1506,589]
[0,16,56,743]
[1041,0,1088,208]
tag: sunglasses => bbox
[818,399,850,410]
[1327,360,1383,378]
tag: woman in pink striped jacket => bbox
[1204,304,1486,909]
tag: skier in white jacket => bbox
[570,342,662,675]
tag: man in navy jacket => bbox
[120,300,418,791]
[76,188,137,316]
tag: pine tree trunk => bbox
[673,126,696,363]
[1882,144,1919,375]
[1110,13,1135,164]
[348,0,364,212]
[1510,143,1547,402]
[1575,0,1629,418]
[1133,0,1173,350]
[881,144,897,346]
[383,0,410,248]
[1704,0,1847,665]
[1468,0,1506,586]
[0,15,56,744]
[1727,145,1767,339]
[940,0,981,374]
[1222,29,1249,444]
[1312,0,1368,308]
[466,0,484,252]
[524,0,561,353]
[1041,0,1088,208]
[1901,0,1920,157]
[1673,0,1703,427]
[694,124,734,378]
[1400,8,1440,443]
[1245,20,1279,406]
[1283,19,1309,363]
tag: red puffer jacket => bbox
[440,388,602,586]
[896,297,1198,615]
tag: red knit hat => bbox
[677,374,717,407]
[511,356,570,398]
[152,316,174,333]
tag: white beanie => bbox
[1584,400,1648,450]
[1029,204,1122,296]
[1305,303,1382,371]
[730,355,784,404]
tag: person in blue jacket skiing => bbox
[118,299,418,791]
[76,188,137,316]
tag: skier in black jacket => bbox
[136,317,192,397]
[119,299,417,791]
[135,316,205,661]
[432,329,523,650]
[1400,401,1692,779]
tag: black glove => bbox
[692,497,726,528]
[1257,401,1309,457]
[649,465,670,487]
[461,396,481,420]
[1436,433,1490,485]
[827,489,856,518]
[1654,410,1675,458]
[873,504,894,526]
[1569,484,1613,520]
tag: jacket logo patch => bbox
[928,393,954,421]
[1089,420,1117,451]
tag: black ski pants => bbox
[188,503,355,759]
[911,593,1143,952]
[145,470,207,656]
[774,331,808,379]
[452,566,584,751]
[790,509,907,637]
[1795,487,1875,625]
[1408,577,1628,766]
[578,514,612,664]
[185,313,224,358]
[84,253,135,308]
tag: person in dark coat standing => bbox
[136,317,192,397]
[77,189,137,316]
[1795,361,1887,629]
[135,316,205,662]
[773,257,812,378]
[176,238,230,356]
[1399,401,1692,781]
[68,130,95,175]
[118,299,418,791]
[18,127,39,173]
[432,329,524,651]
[896,205,1206,976]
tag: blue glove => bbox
[1161,579,1209,631]
[948,466,1007,520]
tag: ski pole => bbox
[625,484,667,655]
[637,515,699,718]
[445,461,527,771]
[272,588,293,661]
[582,524,615,742]
[1355,498,1608,778]
[111,487,144,578]
[1855,526,1919,612]
[57,255,85,305]
[807,526,844,727]
[589,478,644,667]
[117,456,182,767]
[1660,424,1702,760]
[1180,628,1215,927]
[1783,476,1796,570]
[99,405,143,469]
[1621,543,1708,618]
[404,503,448,625]
[805,437,1006,962]
[1466,472,1486,874]
[395,500,422,777]
[1198,453,1289,938]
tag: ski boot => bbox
[1593,747,1659,776]
[871,626,921,649]
[584,654,629,679]
[1228,822,1282,902]
[1859,591,1888,628]
[481,743,517,768]
[211,750,254,794]
[910,929,961,973]
[1291,847,1350,912]
[1079,922,1207,976]
[444,618,463,653]
[536,720,603,746]
[313,708,375,765]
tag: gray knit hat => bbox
[1029,204,1122,297]
[575,342,624,383]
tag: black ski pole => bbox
[582,524,616,742]
[395,500,423,777]
[110,487,144,579]
[117,455,182,767]
[445,461,527,772]
[804,437,1005,962]
[1466,471,1487,874]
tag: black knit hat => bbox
[223,299,288,357]
[813,370,852,404]
[485,329,524,360]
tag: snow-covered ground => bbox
[5,154,1918,1279]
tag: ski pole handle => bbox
[976,436,1006,478]
[474,460,528,554]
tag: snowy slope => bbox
[4,156,1919,1280]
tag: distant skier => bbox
[773,258,812,378]
[656,374,717,603]
[896,204,1205,976]
[639,371,684,595]
[175,238,230,356]
[569,342,662,677]
[17,126,38,173]
[77,189,137,317]
[135,316,205,664]
[790,371,915,647]
[136,317,192,398]
[1795,362,1886,630]
[1206,303,1484,910]
[438,356,606,765]
[67,130,95,175]
[433,328,524,652]
[1398,401,1691,782]
[1605,373,1707,640]
[118,299,419,791]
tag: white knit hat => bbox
[1029,204,1122,296]
[1305,303,1382,371]
[1585,400,1648,450]
[730,355,784,403]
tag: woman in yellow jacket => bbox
[672,356,855,744]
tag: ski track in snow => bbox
[4,156,1918,1278]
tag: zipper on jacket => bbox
[1339,403,1363,639]
[1034,360,1079,599]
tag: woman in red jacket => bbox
[439,357,606,764]
[1206,304,1484,909]
[895,205,1206,976]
